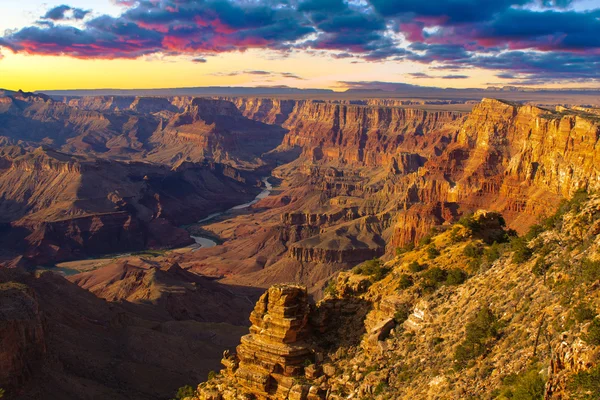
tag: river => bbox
[189,177,273,250]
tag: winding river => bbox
[189,177,273,250]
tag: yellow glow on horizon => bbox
[1,48,589,92]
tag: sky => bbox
[1,0,599,91]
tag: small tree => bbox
[454,307,500,369]
[398,274,414,289]
[585,318,600,346]
[573,303,596,323]
[511,237,532,264]
[446,268,467,285]
[408,261,425,273]
[427,245,441,260]
[485,242,502,263]
[174,385,195,400]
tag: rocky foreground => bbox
[193,194,600,399]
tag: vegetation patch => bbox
[454,307,501,369]
[352,258,390,281]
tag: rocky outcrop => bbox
[544,335,594,399]
[199,285,314,399]
[0,282,46,392]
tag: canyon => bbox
[1,89,599,399]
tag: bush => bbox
[419,234,433,246]
[511,237,533,264]
[463,243,483,259]
[0,388,4,399]
[174,385,195,400]
[525,224,546,241]
[582,259,600,283]
[446,268,468,285]
[449,226,464,243]
[396,242,415,256]
[427,245,441,260]
[353,258,390,281]
[207,370,217,381]
[458,213,482,232]
[324,280,338,297]
[408,261,425,273]
[421,267,448,291]
[573,303,596,323]
[498,364,546,400]
[394,303,412,324]
[454,307,500,369]
[374,382,389,396]
[532,257,550,277]
[585,318,600,345]
[568,364,600,399]
[398,274,414,289]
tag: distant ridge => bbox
[29,84,600,103]
[34,86,336,97]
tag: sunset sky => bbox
[1,0,599,91]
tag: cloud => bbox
[441,74,469,79]
[408,72,431,78]
[43,5,90,21]
[0,0,598,85]
[210,70,304,80]
[191,57,207,63]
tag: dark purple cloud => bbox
[0,0,598,84]
[43,5,90,21]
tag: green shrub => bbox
[174,385,195,400]
[353,258,390,281]
[568,364,600,399]
[324,280,338,297]
[396,242,415,256]
[498,364,546,400]
[449,226,463,243]
[573,303,596,323]
[0,388,4,399]
[458,213,483,232]
[463,243,483,258]
[427,245,441,260]
[532,257,550,277]
[374,382,389,396]
[585,318,600,345]
[419,234,433,246]
[525,224,546,241]
[582,259,600,283]
[394,303,412,324]
[446,268,468,285]
[408,261,425,273]
[398,274,414,289]
[454,307,500,369]
[207,370,217,381]
[421,267,448,292]
[485,242,502,263]
[511,237,533,264]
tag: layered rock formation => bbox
[198,284,315,399]
[148,98,288,168]
[0,146,261,264]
